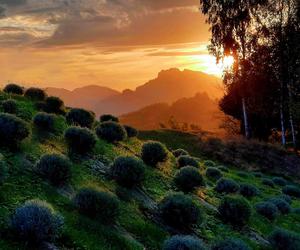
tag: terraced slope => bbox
[0,91,299,250]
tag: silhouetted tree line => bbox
[200,0,300,147]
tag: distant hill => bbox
[46,85,120,111]
[94,68,222,116]
[120,92,224,133]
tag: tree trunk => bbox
[288,84,296,148]
[242,97,250,139]
[279,0,287,147]
[289,112,296,148]
[280,103,286,146]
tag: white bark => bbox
[289,113,296,147]
[242,98,250,139]
[280,103,286,146]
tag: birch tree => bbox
[199,0,268,139]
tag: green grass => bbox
[0,93,299,249]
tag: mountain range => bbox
[46,85,120,111]
[46,68,222,116]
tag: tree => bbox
[200,0,268,139]
[200,0,300,145]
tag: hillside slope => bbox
[0,90,299,250]
[120,92,223,132]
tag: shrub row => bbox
[11,197,297,249]
[10,187,121,245]
[163,236,251,250]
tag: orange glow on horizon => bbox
[184,52,234,77]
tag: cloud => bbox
[148,51,208,57]
[39,4,208,49]
[0,0,27,6]
[0,0,207,49]
[139,0,198,10]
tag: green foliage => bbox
[218,196,252,227]
[124,125,138,138]
[33,112,55,132]
[0,161,8,185]
[277,194,292,204]
[3,84,24,95]
[239,184,259,198]
[36,154,72,186]
[269,198,291,214]
[110,156,145,188]
[293,208,300,214]
[212,238,250,250]
[206,167,222,180]
[64,126,97,155]
[73,188,120,224]
[0,113,30,149]
[282,185,300,198]
[163,235,206,250]
[237,171,249,178]
[177,155,199,168]
[253,172,263,178]
[35,101,47,112]
[262,178,275,187]
[203,160,216,167]
[255,201,279,221]
[218,166,229,173]
[11,200,64,244]
[172,149,189,158]
[174,166,205,193]
[159,193,202,230]
[45,96,65,114]
[141,141,168,167]
[24,88,47,101]
[96,121,127,143]
[272,177,287,186]
[215,178,239,194]
[66,108,95,128]
[2,99,17,114]
[269,228,300,250]
[100,114,119,123]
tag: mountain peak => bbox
[157,68,181,77]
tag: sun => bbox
[211,55,235,76]
[184,53,234,77]
[220,56,235,69]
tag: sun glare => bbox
[220,56,234,69]
[185,53,234,77]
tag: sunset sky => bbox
[0,0,223,90]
